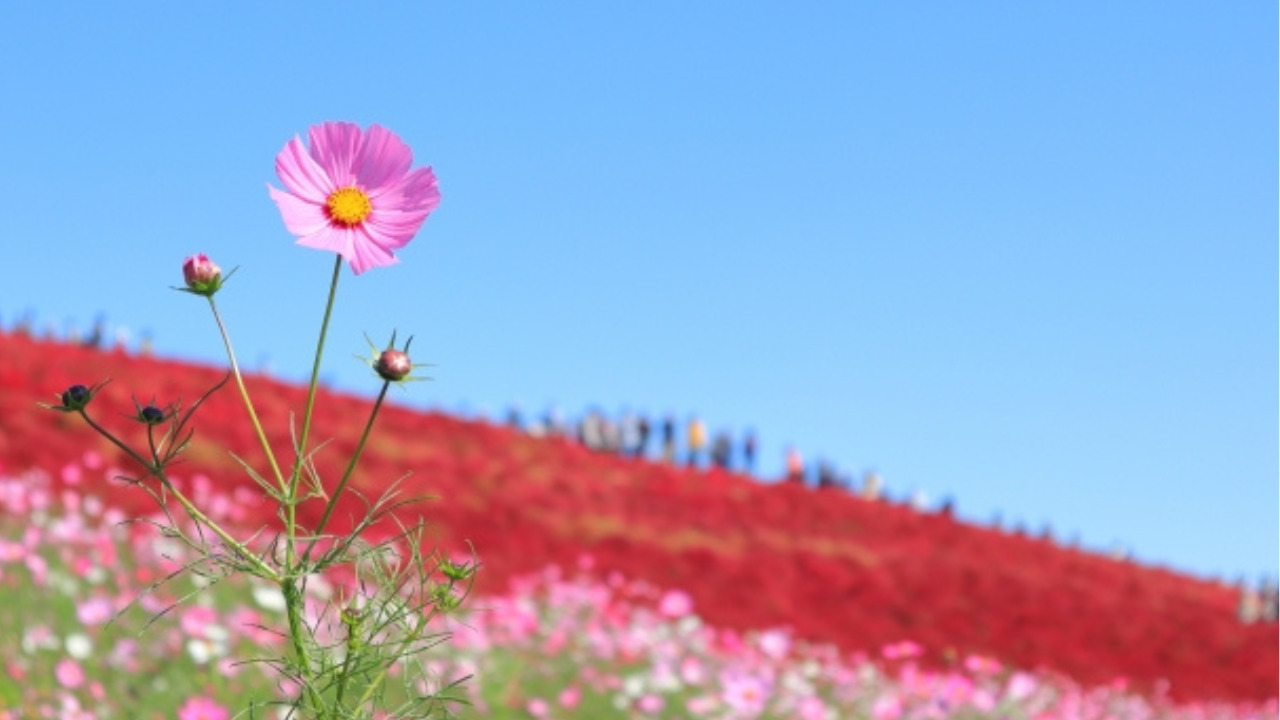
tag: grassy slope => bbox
[0,331,1274,702]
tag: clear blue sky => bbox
[0,3,1274,583]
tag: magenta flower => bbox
[269,121,440,275]
[54,659,85,689]
[177,697,229,720]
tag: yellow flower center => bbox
[325,187,372,227]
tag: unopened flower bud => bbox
[440,559,474,582]
[375,349,412,381]
[182,254,223,296]
[61,384,92,411]
[430,584,460,612]
[137,405,166,425]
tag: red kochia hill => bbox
[0,330,1274,703]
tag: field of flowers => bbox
[0,329,1276,716]
[1,464,1274,720]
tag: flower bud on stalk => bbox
[61,384,93,411]
[182,254,223,296]
[375,349,412,382]
[439,559,474,582]
[136,405,166,425]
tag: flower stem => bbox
[76,410,281,583]
[285,255,343,568]
[207,297,287,492]
[303,380,391,563]
[281,577,323,714]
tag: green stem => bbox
[332,609,363,718]
[207,297,287,492]
[281,577,324,714]
[78,411,280,583]
[286,255,344,570]
[303,381,391,563]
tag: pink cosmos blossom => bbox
[798,696,829,720]
[558,686,581,710]
[963,654,1002,675]
[60,463,82,485]
[54,658,84,688]
[637,694,665,714]
[177,697,229,720]
[881,640,923,660]
[721,673,769,717]
[269,121,440,275]
[526,697,550,718]
[180,604,220,639]
[871,694,903,720]
[757,629,790,660]
[76,597,113,625]
[659,588,694,618]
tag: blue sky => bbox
[0,3,1274,582]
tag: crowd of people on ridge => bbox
[500,404,906,502]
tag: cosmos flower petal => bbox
[296,225,354,259]
[376,166,441,211]
[348,227,399,275]
[362,212,423,251]
[365,209,431,249]
[307,121,363,188]
[275,136,334,202]
[267,185,329,236]
[356,124,414,196]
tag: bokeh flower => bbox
[54,658,85,688]
[269,121,440,275]
[177,697,229,720]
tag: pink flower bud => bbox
[375,349,412,381]
[182,254,223,296]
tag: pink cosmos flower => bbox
[177,697,229,720]
[658,588,694,618]
[721,673,769,717]
[881,640,923,660]
[269,121,440,275]
[76,597,113,625]
[636,694,665,715]
[55,658,85,688]
[180,604,220,640]
[558,686,581,710]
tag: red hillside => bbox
[0,330,1274,703]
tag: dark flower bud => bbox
[375,349,412,382]
[137,405,166,425]
[61,384,93,411]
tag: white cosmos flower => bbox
[187,638,213,664]
[65,632,92,660]
[252,584,287,612]
[622,674,646,698]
